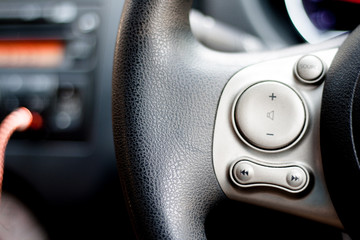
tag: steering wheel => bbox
[112,0,360,239]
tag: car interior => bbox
[0,0,359,239]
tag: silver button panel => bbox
[213,48,343,228]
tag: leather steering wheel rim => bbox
[112,1,233,238]
[112,0,357,239]
[321,26,360,240]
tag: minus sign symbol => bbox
[266,133,274,136]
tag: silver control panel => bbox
[213,48,343,228]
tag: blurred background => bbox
[0,0,357,239]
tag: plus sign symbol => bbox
[269,93,277,101]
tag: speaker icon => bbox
[267,111,274,120]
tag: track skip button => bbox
[231,160,310,194]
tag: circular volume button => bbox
[233,81,307,151]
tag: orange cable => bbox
[0,108,33,202]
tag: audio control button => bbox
[233,81,307,151]
[295,55,325,84]
[286,169,306,188]
[231,160,310,193]
[232,162,254,183]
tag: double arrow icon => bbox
[291,175,300,181]
[241,170,249,176]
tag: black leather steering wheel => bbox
[112,0,360,239]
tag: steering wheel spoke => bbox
[213,48,342,228]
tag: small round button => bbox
[295,55,325,83]
[232,161,254,183]
[233,81,307,151]
[286,169,306,189]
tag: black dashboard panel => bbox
[0,0,135,239]
[0,1,99,140]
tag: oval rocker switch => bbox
[230,160,310,194]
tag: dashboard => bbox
[1,0,130,239]
[0,0,357,239]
